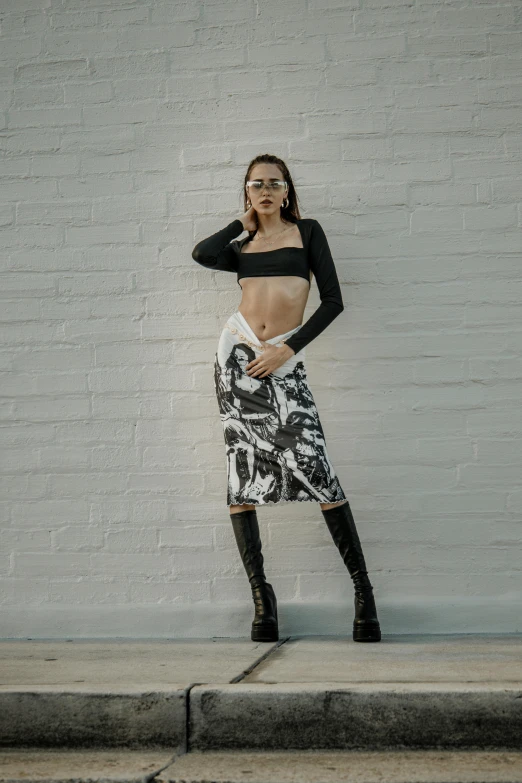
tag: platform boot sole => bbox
[353,618,381,642]
[251,598,279,641]
[251,620,279,642]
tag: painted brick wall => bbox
[1,0,521,637]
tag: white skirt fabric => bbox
[214,310,347,507]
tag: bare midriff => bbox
[238,225,312,344]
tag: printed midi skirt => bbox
[214,310,347,507]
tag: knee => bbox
[319,499,348,511]
[230,503,256,514]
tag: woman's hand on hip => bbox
[246,343,295,378]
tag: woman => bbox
[192,154,381,644]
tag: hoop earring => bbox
[281,198,289,209]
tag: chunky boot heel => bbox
[321,500,381,643]
[230,509,279,642]
[250,576,279,642]
[352,576,381,642]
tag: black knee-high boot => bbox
[230,508,279,643]
[321,500,381,642]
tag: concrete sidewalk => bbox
[0,633,521,753]
[2,748,522,783]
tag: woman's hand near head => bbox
[238,205,257,233]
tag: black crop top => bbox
[191,217,344,355]
[237,246,311,287]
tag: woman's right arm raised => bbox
[191,216,247,273]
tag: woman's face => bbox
[247,163,288,215]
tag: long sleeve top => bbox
[191,217,344,355]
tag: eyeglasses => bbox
[246,180,287,192]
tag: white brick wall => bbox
[1,0,521,638]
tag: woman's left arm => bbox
[283,219,344,355]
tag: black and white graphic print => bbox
[213,329,347,507]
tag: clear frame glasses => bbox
[246,180,287,192]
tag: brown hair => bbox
[241,154,302,237]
